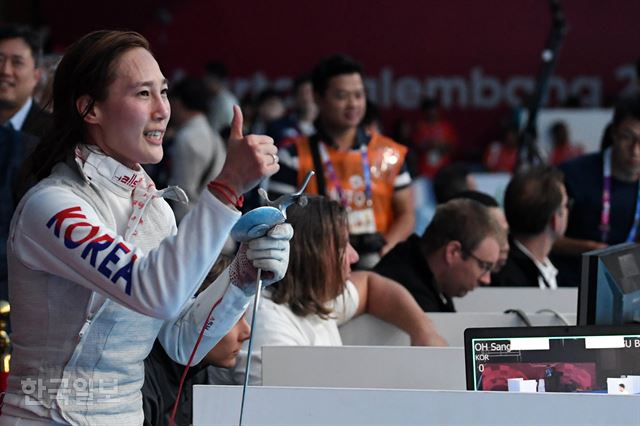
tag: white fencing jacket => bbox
[2,147,249,425]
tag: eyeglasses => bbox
[461,248,495,276]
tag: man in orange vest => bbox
[269,54,415,268]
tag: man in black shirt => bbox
[493,166,568,288]
[374,198,504,312]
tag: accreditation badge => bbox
[348,207,377,235]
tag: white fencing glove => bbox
[229,223,293,295]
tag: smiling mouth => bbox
[143,130,164,143]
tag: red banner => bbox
[40,0,640,157]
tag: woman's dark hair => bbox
[269,196,349,318]
[23,30,150,184]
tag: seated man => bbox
[374,198,505,312]
[493,166,569,288]
[450,190,510,272]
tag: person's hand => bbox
[229,223,293,295]
[214,105,279,196]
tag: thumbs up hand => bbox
[213,105,280,197]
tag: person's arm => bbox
[552,235,608,256]
[11,106,281,319]
[12,185,240,320]
[350,271,447,346]
[157,268,249,365]
[158,224,292,365]
[382,186,415,255]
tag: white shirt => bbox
[514,239,558,289]
[7,96,32,130]
[210,280,360,385]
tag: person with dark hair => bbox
[269,54,415,268]
[267,73,317,145]
[432,162,477,204]
[2,30,292,424]
[493,167,569,288]
[374,199,505,312]
[168,76,226,222]
[250,88,286,134]
[212,196,446,385]
[449,190,510,272]
[411,96,458,178]
[553,93,640,285]
[204,60,238,133]
[0,24,50,138]
[0,24,52,304]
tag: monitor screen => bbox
[465,325,640,393]
[578,242,640,325]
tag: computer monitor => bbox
[578,242,640,325]
[465,325,640,393]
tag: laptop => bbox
[464,325,640,393]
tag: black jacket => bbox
[374,234,455,312]
[22,101,52,140]
[492,236,545,287]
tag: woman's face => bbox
[87,47,170,169]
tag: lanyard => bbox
[601,148,640,242]
[318,142,372,208]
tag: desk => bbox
[454,287,577,314]
[194,385,638,426]
[339,312,576,347]
[262,345,466,390]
